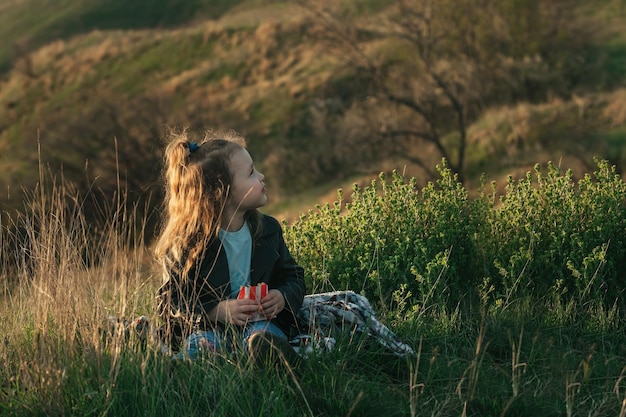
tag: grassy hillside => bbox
[0,0,246,72]
[0,0,624,229]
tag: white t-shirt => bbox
[218,222,252,298]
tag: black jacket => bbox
[157,214,306,349]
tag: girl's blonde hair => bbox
[154,128,260,278]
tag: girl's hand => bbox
[211,299,260,326]
[260,289,285,319]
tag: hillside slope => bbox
[0,2,333,207]
[0,0,624,227]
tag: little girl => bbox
[154,128,305,365]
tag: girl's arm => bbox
[268,225,306,315]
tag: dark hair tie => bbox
[188,142,199,153]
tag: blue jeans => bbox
[177,320,287,361]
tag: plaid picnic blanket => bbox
[292,290,415,357]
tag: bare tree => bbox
[297,0,589,183]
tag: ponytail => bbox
[155,128,245,279]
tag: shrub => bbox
[489,159,626,306]
[285,159,626,317]
[285,161,483,315]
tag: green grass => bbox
[2,162,626,416]
[2,296,624,416]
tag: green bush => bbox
[285,159,626,317]
[285,161,483,315]
[489,160,626,306]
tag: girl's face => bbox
[226,148,267,215]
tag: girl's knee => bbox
[185,332,221,359]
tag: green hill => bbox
[0,0,247,72]
[0,0,624,230]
